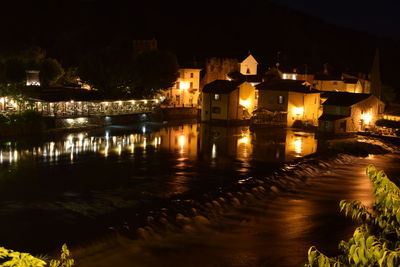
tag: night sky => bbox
[1,0,400,89]
[272,0,400,40]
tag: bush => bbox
[305,166,400,266]
[0,244,74,267]
[0,110,45,135]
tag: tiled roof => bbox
[227,71,263,83]
[384,105,400,116]
[322,92,371,106]
[318,114,349,121]
[256,80,319,93]
[202,80,242,94]
[314,74,342,81]
[343,78,358,84]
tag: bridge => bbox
[35,99,160,118]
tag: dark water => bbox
[0,122,398,266]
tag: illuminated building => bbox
[318,92,384,133]
[256,80,320,127]
[26,70,41,86]
[166,68,202,106]
[239,53,258,76]
[201,80,256,122]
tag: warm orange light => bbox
[293,107,304,116]
[293,137,302,154]
[361,113,372,125]
[180,81,190,90]
[239,98,251,109]
[238,135,249,145]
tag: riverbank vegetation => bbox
[306,165,400,266]
[0,244,74,267]
[0,110,45,136]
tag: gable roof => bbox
[255,80,319,93]
[314,74,342,81]
[343,78,358,84]
[227,71,263,83]
[240,54,258,64]
[318,114,349,121]
[322,92,371,106]
[384,105,400,116]
[202,80,242,94]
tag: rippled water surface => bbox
[0,122,399,266]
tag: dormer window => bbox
[214,94,220,101]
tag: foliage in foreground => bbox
[305,165,400,266]
[0,110,45,134]
[0,244,74,267]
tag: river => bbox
[0,122,398,266]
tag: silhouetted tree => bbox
[40,58,64,86]
[0,46,64,87]
[78,46,134,98]
[131,50,179,98]
[78,48,178,99]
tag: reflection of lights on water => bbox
[294,137,302,155]
[0,124,201,165]
[179,135,185,153]
[104,144,109,158]
[117,144,122,155]
[212,143,217,159]
[237,130,251,158]
[237,136,249,145]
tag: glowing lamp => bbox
[180,81,190,90]
[239,98,251,109]
[293,107,304,116]
[362,113,372,125]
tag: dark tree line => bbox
[0,45,179,100]
[0,47,64,88]
[78,47,179,99]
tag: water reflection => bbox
[0,124,317,166]
[201,125,317,163]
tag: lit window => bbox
[277,95,284,104]
[214,94,220,101]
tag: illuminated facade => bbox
[26,70,40,86]
[318,92,384,133]
[313,74,370,94]
[239,54,258,75]
[256,80,320,127]
[166,68,201,106]
[201,80,256,122]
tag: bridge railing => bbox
[36,99,160,118]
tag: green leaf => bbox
[308,250,317,264]
[366,236,374,249]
